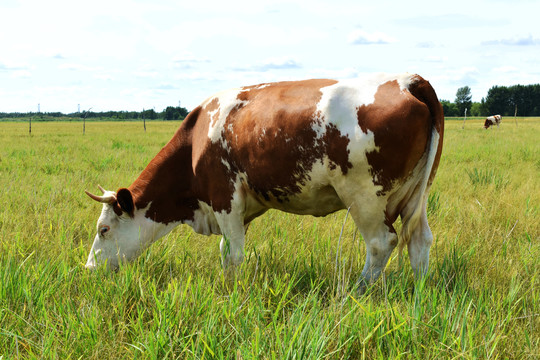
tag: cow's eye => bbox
[100,225,110,236]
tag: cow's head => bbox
[84,185,163,270]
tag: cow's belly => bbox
[248,183,345,218]
[241,157,370,219]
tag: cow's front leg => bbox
[216,214,246,271]
[219,234,245,269]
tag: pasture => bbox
[0,118,538,359]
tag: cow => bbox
[85,73,444,290]
[484,114,502,129]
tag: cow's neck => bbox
[128,128,197,226]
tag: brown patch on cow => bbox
[207,97,220,128]
[218,79,354,203]
[384,209,399,233]
[381,76,444,225]
[126,107,202,224]
[358,80,431,196]
[187,79,351,209]
[323,124,353,174]
[407,75,444,187]
[189,99,238,213]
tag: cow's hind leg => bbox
[406,210,433,278]
[359,227,398,291]
[349,206,398,293]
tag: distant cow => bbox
[85,73,444,290]
[484,115,502,129]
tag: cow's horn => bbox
[85,185,116,204]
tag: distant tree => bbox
[440,100,459,117]
[455,86,472,117]
[163,106,189,120]
[485,86,512,115]
[482,84,540,116]
[142,109,157,120]
[508,84,540,116]
[164,106,177,120]
[470,100,487,117]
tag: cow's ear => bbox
[116,188,134,217]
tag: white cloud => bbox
[230,57,302,73]
[256,57,302,71]
[174,71,221,82]
[417,41,437,48]
[134,70,159,79]
[348,30,396,45]
[155,84,178,90]
[397,14,507,29]
[59,63,100,72]
[308,67,360,79]
[0,61,30,72]
[425,56,448,63]
[11,70,32,79]
[482,34,540,46]
[172,53,211,69]
[93,74,114,81]
[173,53,211,64]
[446,67,480,84]
[493,66,518,73]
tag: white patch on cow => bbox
[315,73,414,136]
[221,158,231,171]
[86,202,178,270]
[312,74,386,191]
[257,128,267,144]
[297,73,421,236]
[254,83,270,90]
[186,201,221,235]
[204,88,249,146]
[210,174,253,267]
[186,172,250,238]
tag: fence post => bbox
[462,108,467,129]
[143,109,146,132]
[83,107,92,135]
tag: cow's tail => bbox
[398,75,444,254]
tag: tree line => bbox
[3,83,540,120]
[441,83,540,117]
[0,106,190,121]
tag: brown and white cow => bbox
[85,73,444,289]
[484,114,502,129]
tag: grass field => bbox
[0,118,538,359]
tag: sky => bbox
[1,0,539,113]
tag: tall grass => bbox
[466,168,509,189]
[0,119,538,358]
